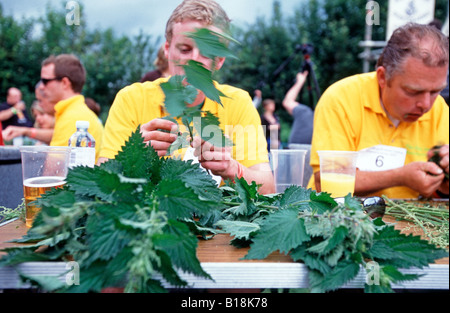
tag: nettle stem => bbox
[220,200,279,210]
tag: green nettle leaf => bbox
[244,207,310,260]
[156,179,217,220]
[380,265,422,283]
[279,185,311,209]
[160,158,223,203]
[68,260,112,293]
[159,28,238,155]
[321,226,349,255]
[308,192,337,213]
[310,260,361,293]
[154,250,189,288]
[161,75,194,115]
[184,60,226,106]
[114,128,160,179]
[306,231,344,256]
[187,28,239,60]
[193,111,234,148]
[0,247,53,266]
[364,264,421,293]
[84,213,132,265]
[367,225,449,268]
[35,189,76,209]
[215,220,260,241]
[230,177,259,216]
[169,131,191,153]
[290,245,332,275]
[19,272,66,292]
[155,220,211,279]
[67,167,143,203]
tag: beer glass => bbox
[20,146,71,227]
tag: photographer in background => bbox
[282,71,314,145]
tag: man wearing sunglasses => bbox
[39,54,104,161]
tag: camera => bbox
[295,44,314,55]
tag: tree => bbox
[219,0,447,143]
[0,4,39,106]
[1,0,447,131]
[0,1,158,122]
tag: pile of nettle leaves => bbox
[0,28,447,293]
[0,132,447,293]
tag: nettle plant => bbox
[0,28,447,293]
[161,28,237,153]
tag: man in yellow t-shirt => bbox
[39,54,104,161]
[98,0,274,194]
[309,23,449,199]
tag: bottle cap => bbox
[76,120,90,129]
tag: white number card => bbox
[357,145,407,171]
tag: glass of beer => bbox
[318,150,358,198]
[20,146,71,227]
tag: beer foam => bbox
[23,176,67,188]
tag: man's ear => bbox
[164,41,170,59]
[215,57,226,71]
[377,66,387,89]
[61,77,72,91]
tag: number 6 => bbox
[375,155,384,167]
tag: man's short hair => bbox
[377,22,449,81]
[42,54,86,93]
[165,0,231,43]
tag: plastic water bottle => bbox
[68,120,96,168]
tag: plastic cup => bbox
[19,146,71,227]
[270,149,307,193]
[318,150,358,198]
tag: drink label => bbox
[69,147,96,168]
[357,145,406,171]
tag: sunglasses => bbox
[40,77,63,86]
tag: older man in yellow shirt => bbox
[309,23,449,199]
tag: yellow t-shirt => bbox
[308,72,449,199]
[100,78,269,169]
[50,95,104,162]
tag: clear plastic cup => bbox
[270,149,307,193]
[19,146,71,227]
[318,150,358,198]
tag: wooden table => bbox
[0,215,448,291]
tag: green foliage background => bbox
[1,0,448,141]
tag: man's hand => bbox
[295,71,308,86]
[191,136,275,195]
[399,161,445,198]
[427,144,449,195]
[14,101,26,111]
[2,126,26,141]
[140,119,179,157]
[352,159,447,198]
[192,136,236,180]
